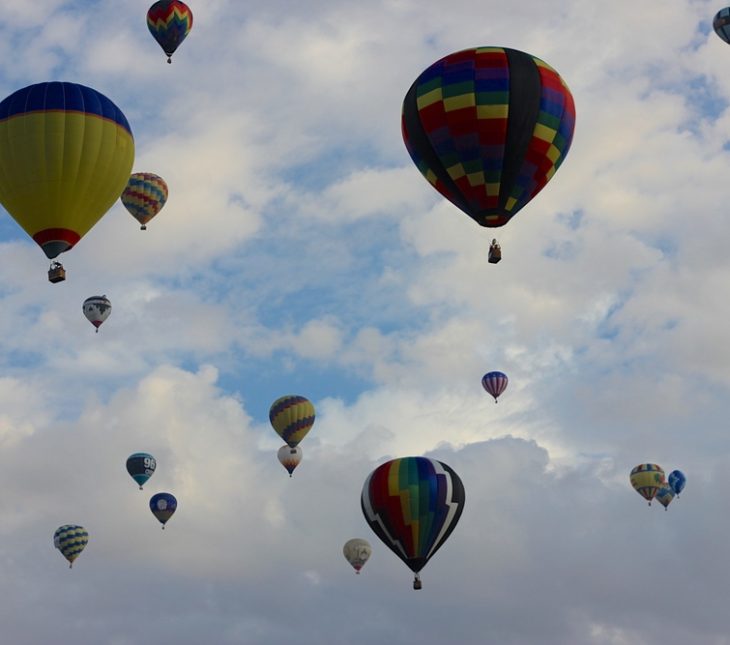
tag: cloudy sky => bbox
[0,0,728,643]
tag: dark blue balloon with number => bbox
[126,452,157,489]
[150,492,177,528]
[668,470,686,497]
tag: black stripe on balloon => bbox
[423,461,466,566]
[499,49,541,214]
[402,81,474,220]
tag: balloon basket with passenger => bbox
[48,262,66,284]
[488,239,502,264]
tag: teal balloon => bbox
[126,452,157,489]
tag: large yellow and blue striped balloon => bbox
[630,463,665,506]
[269,395,315,448]
[53,524,88,568]
[121,172,169,230]
[0,82,134,259]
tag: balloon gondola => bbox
[402,47,576,259]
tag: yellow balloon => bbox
[630,464,665,505]
[269,395,315,448]
[0,82,134,259]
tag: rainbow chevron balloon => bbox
[147,0,193,63]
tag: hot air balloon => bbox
[402,48,575,259]
[277,445,302,477]
[147,1,193,63]
[150,492,177,529]
[0,82,134,282]
[655,482,675,511]
[126,453,157,489]
[630,464,665,506]
[83,296,112,332]
[343,538,372,574]
[53,525,88,568]
[121,172,168,230]
[714,8,730,43]
[481,371,508,402]
[361,456,465,590]
[668,470,686,497]
[269,395,315,448]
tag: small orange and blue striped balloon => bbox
[147,0,193,63]
[269,395,315,448]
[121,172,168,230]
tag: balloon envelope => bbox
[668,470,686,496]
[269,395,315,448]
[150,492,177,527]
[481,371,508,402]
[53,525,88,568]
[630,464,665,504]
[655,482,675,510]
[714,8,730,43]
[0,82,134,259]
[121,172,168,229]
[83,295,112,331]
[126,452,157,489]
[361,456,465,580]
[147,1,193,62]
[277,445,302,477]
[343,538,372,573]
[402,47,575,229]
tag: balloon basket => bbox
[48,262,66,283]
[413,577,422,590]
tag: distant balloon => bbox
[83,296,112,333]
[714,8,730,43]
[343,538,372,574]
[126,453,157,489]
[630,464,665,506]
[655,482,675,511]
[361,456,465,589]
[668,470,686,497]
[147,1,193,63]
[121,172,168,230]
[150,492,177,528]
[402,48,575,232]
[53,525,88,568]
[277,445,302,477]
[269,395,315,448]
[481,371,508,402]
[0,82,134,279]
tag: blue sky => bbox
[2,0,730,643]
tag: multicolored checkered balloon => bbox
[402,47,575,229]
[121,172,168,230]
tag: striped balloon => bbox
[714,8,730,44]
[53,525,88,568]
[402,47,575,229]
[121,173,168,230]
[147,0,193,63]
[481,371,508,402]
[269,395,315,448]
[630,464,665,506]
[361,456,465,589]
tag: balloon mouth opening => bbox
[34,229,81,259]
